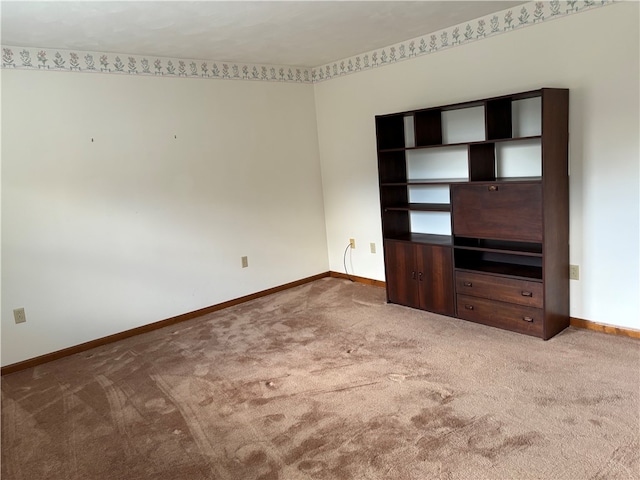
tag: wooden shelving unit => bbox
[375,88,569,339]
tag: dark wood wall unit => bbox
[376,88,570,339]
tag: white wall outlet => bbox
[370,242,376,254]
[569,264,579,280]
[14,308,26,324]
[241,256,248,268]
[349,238,356,249]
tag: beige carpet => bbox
[2,278,639,479]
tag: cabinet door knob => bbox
[521,291,533,297]
[522,316,534,322]
[464,304,474,310]
[463,281,473,287]
[412,271,416,280]
[488,185,498,191]
[418,272,423,281]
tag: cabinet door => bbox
[384,241,420,308]
[416,245,455,315]
[451,183,542,242]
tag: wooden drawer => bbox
[451,183,542,242]
[456,294,543,337]
[455,271,543,308]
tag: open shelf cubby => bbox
[453,237,543,257]
[454,249,543,281]
[407,146,469,181]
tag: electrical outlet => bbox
[569,264,579,280]
[14,308,26,324]
[349,238,356,249]
[241,256,248,268]
[370,242,376,254]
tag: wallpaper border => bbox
[311,0,614,82]
[0,47,312,83]
[1,0,614,84]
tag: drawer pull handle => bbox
[465,304,474,310]
[521,291,533,297]
[463,282,473,287]
[488,185,499,192]
[522,316,534,323]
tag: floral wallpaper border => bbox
[0,46,312,83]
[1,0,614,84]
[312,0,614,82]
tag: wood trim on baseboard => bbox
[329,271,386,288]
[570,317,640,339]
[1,272,331,376]
[6,275,633,376]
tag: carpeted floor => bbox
[2,278,639,479]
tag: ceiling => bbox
[1,1,527,68]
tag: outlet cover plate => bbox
[569,264,579,280]
[14,308,26,324]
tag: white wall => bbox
[2,71,328,366]
[2,3,638,367]
[315,3,639,329]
